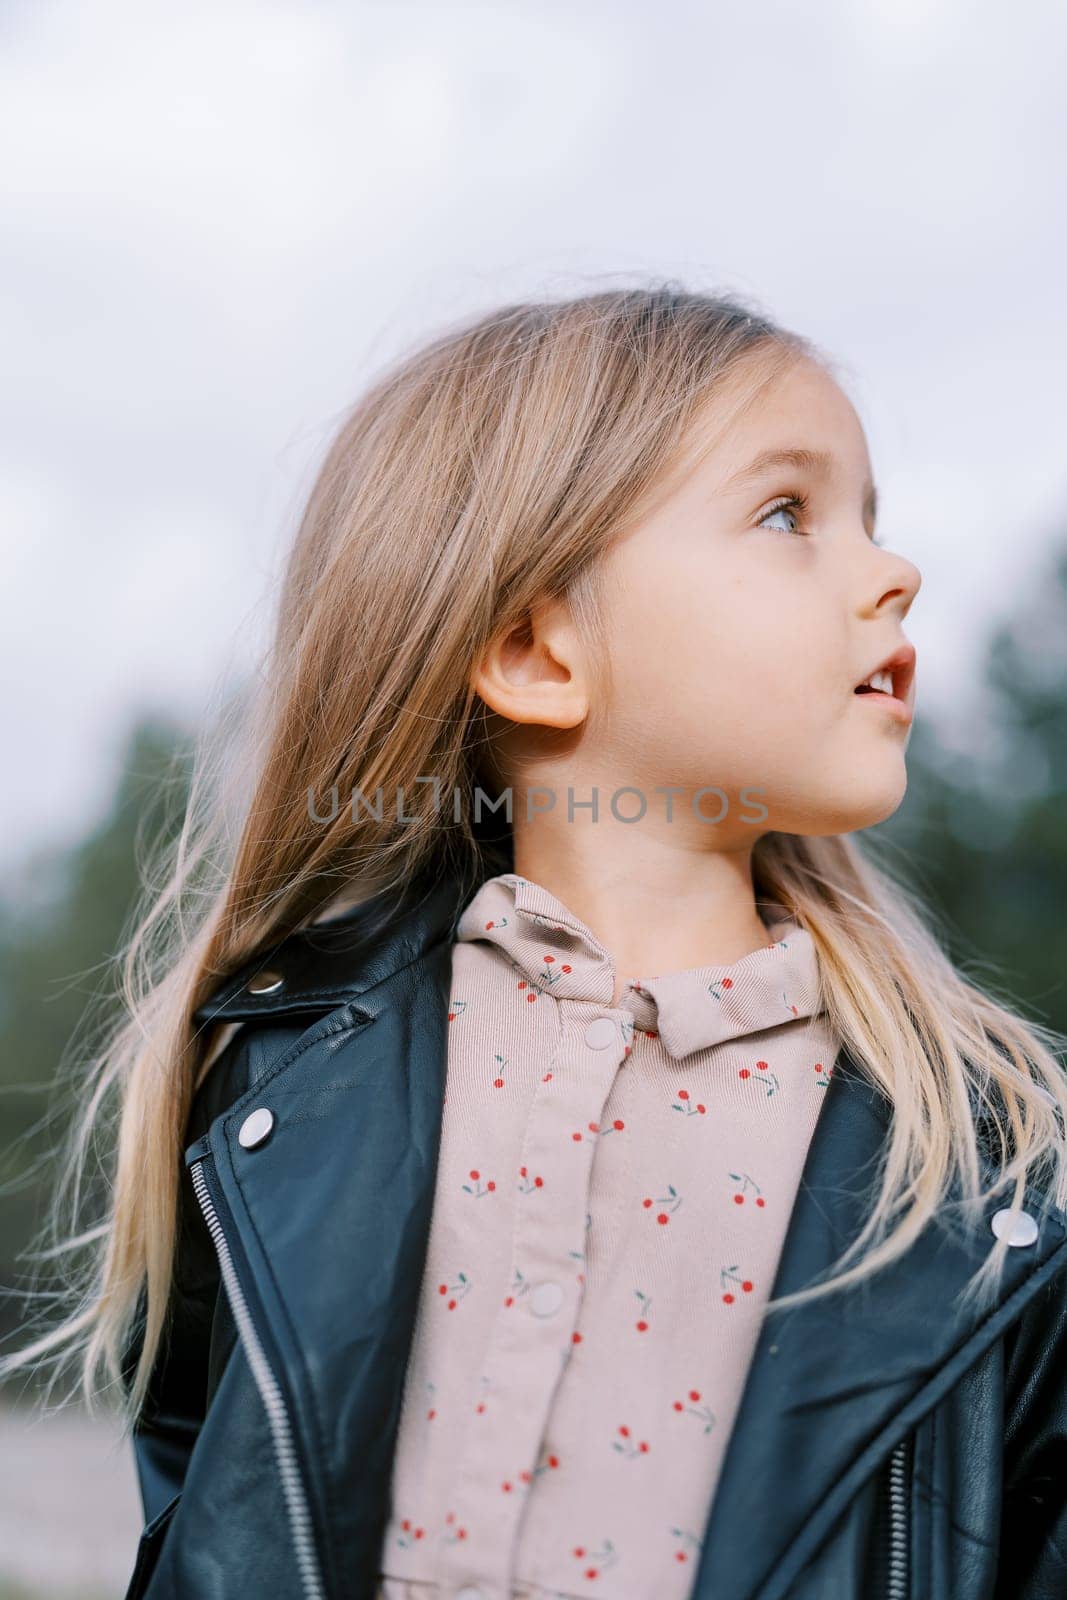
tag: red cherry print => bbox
[448,1012,456,1022]
[723,1292,735,1304]
[588,1120,598,1131]
[548,1454,559,1468]
[504,1295,514,1307]
[742,1280,753,1292]
[689,1389,700,1400]
[561,964,571,973]
[520,1470,532,1483]
[676,1552,687,1562]
[469,1169,479,1180]
[636,1319,648,1331]
[572,1330,582,1344]
[573,1547,585,1559]
[639,1441,649,1453]
[643,1198,653,1208]
[487,1181,496,1192]
[415,1528,424,1539]
[613,1119,624,1130]
[722,977,733,988]
[448,1300,456,1310]
[517,980,526,989]
[673,1400,683,1411]
[734,1193,744,1204]
[494,1077,504,1088]
[697,1104,706,1114]
[438,1283,447,1294]
[619,1425,630,1437]
[520,1165,527,1177]
[544,954,554,963]
[427,1407,436,1419]
[534,1175,543,1187]
[756,1196,765,1207]
[756,1059,768,1071]
[527,993,537,1003]
[543,1071,553,1081]
[739,1068,750,1079]
[475,1402,485,1414]
[502,1480,512,1492]
[401,1519,410,1531]
[657,1214,669,1225]
[572,1132,582,1142]
[678,1089,689,1100]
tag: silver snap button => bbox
[246,969,285,995]
[238,1107,275,1149]
[584,1017,616,1050]
[990,1207,1039,1247]
[529,1280,564,1317]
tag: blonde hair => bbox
[5,281,1066,1441]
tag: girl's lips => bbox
[854,687,913,724]
[853,641,917,724]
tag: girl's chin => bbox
[763,771,910,836]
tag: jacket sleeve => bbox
[122,1023,250,1526]
[995,1267,1067,1599]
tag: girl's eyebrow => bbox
[721,445,879,532]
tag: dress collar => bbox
[454,872,825,1061]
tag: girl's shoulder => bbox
[187,859,477,1116]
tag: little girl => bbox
[6,285,1067,1600]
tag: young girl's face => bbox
[593,354,922,839]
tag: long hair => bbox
[5,282,1066,1439]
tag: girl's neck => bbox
[512,828,771,997]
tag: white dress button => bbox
[584,1017,616,1050]
[529,1280,565,1317]
[990,1207,1039,1247]
[238,1107,275,1149]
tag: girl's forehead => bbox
[683,359,869,484]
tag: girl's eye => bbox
[757,492,809,536]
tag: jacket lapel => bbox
[689,1047,1067,1600]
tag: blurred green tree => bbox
[874,540,1067,1039]
[0,713,194,1376]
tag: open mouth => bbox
[854,670,897,698]
[853,646,916,712]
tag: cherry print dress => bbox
[366,869,840,1599]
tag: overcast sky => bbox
[3,0,1065,877]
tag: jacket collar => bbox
[191,855,484,1028]
[190,854,1067,1599]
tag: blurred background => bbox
[2,0,1066,1592]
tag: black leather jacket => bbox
[122,862,1067,1599]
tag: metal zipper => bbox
[190,1157,327,1600]
[884,1434,911,1599]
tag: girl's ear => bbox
[470,599,590,731]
